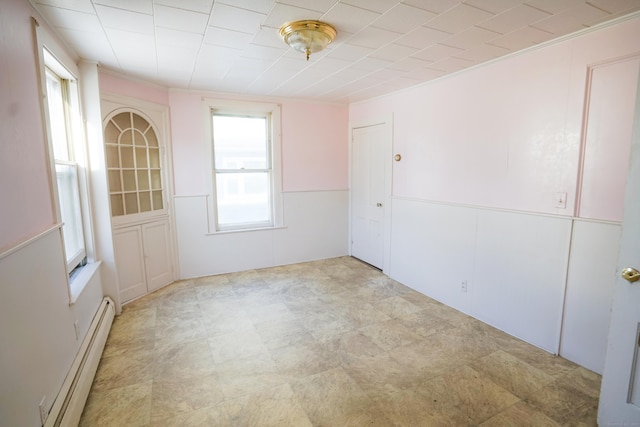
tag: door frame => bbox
[349,115,394,274]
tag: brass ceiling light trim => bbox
[279,20,337,61]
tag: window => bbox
[104,111,164,218]
[205,100,282,232]
[43,51,87,274]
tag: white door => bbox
[598,67,640,424]
[351,124,386,269]
[112,226,147,302]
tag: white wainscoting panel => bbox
[560,220,621,374]
[389,198,574,354]
[472,210,572,353]
[174,190,349,279]
[389,198,477,314]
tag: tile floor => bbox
[80,256,600,426]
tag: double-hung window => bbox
[43,51,87,274]
[205,100,282,232]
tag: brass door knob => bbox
[621,267,640,283]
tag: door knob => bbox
[621,267,640,283]
[376,203,383,207]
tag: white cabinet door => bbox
[142,220,173,292]
[113,227,147,302]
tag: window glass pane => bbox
[213,115,268,170]
[56,163,84,264]
[152,191,163,210]
[216,172,271,227]
[133,113,149,134]
[149,148,160,168]
[124,193,139,214]
[120,146,134,168]
[133,129,146,146]
[150,170,162,190]
[139,191,151,212]
[111,194,124,216]
[135,147,148,168]
[108,170,122,191]
[105,122,119,144]
[45,70,69,161]
[106,145,119,168]
[112,112,131,131]
[146,128,158,147]
[122,170,136,191]
[137,170,149,190]
[120,129,133,145]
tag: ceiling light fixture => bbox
[279,20,337,61]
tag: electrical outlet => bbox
[461,280,468,293]
[555,192,567,209]
[39,396,47,424]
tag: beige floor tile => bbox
[151,404,231,427]
[359,318,423,351]
[80,382,152,427]
[83,256,600,426]
[213,355,287,399]
[153,340,216,381]
[480,401,560,426]
[91,350,154,392]
[418,365,520,424]
[470,350,556,399]
[150,373,225,421]
[224,383,312,427]
[291,367,380,426]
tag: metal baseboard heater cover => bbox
[45,297,115,427]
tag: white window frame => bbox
[203,99,283,233]
[35,19,97,302]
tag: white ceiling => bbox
[31,0,640,103]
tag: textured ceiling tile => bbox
[441,26,502,49]
[372,3,437,33]
[157,45,198,73]
[427,56,474,72]
[486,25,554,50]
[154,5,209,34]
[412,43,465,61]
[524,0,586,14]
[156,27,203,48]
[277,0,338,13]
[403,0,461,13]
[588,0,640,14]
[262,3,322,28]
[326,43,376,61]
[240,44,288,60]
[530,3,608,34]
[395,26,452,49]
[204,26,254,49]
[462,0,522,14]
[349,56,394,71]
[154,0,214,14]
[36,5,102,32]
[94,0,152,14]
[216,0,275,14]
[210,3,266,34]
[252,26,286,48]
[478,4,551,34]
[347,27,402,49]
[35,0,96,14]
[57,27,116,63]
[320,3,381,34]
[193,44,242,78]
[340,0,400,13]
[424,3,495,33]
[369,43,419,61]
[95,5,154,33]
[387,56,433,71]
[105,29,156,69]
[452,43,510,61]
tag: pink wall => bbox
[0,0,55,251]
[99,72,170,106]
[281,101,348,192]
[350,17,640,218]
[168,91,349,196]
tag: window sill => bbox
[206,225,287,236]
[69,261,102,305]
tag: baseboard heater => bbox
[45,297,115,427]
